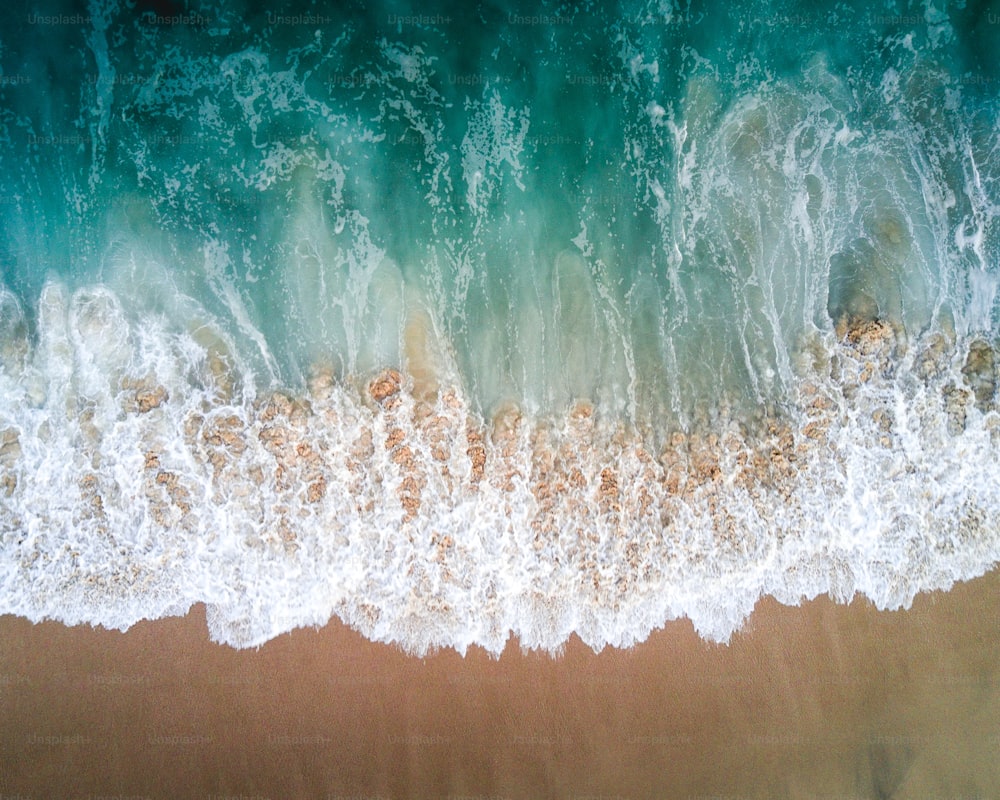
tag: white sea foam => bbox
[0,284,997,655]
[460,91,529,216]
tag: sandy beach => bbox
[3,569,1000,799]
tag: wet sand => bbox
[2,570,1000,800]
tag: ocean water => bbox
[0,0,998,654]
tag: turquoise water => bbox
[1,0,999,653]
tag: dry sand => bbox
[2,570,1000,799]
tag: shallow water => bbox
[0,0,998,653]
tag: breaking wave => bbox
[1,0,999,653]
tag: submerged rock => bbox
[202,414,246,453]
[942,384,970,435]
[369,369,402,408]
[961,339,996,411]
[121,377,169,414]
[0,428,21,467]
[465,427,487,484]
[843,318,897,357]
[0,427,20,497]
[915,331,952,380]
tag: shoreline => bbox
[3,569,1000,798]
[4,319,999,653]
